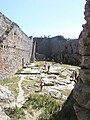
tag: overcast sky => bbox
[0,0,86,38]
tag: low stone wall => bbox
[0,12,33,80]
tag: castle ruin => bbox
[34,36,81,65]
[0,12,33,80]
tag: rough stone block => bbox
[79,37,90,46]
[73,83,90,110]
[81,56,90,68]
[84,10,90,17]
[79,45,90,55]
[74,103,90,120]
[80,69,90,84]
[85,1,90,10]
[85,16,90,23]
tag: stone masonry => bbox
[0,12,33,80]
[73,0,90,119]
[34,36,81,65]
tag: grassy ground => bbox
[0,76,20,98]
[0,61,80,120]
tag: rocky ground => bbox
[0,61,80,120]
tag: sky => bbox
[0,0,86,39]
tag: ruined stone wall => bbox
[34,37,51,58]
[0,12,33,80]
[73,0,90,119]
[50,36,80,65]
[34,36,81,65]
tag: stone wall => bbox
[0,12,33,80]
[34,37,51,58]
[73,0,90,119]
[34,36,81,65]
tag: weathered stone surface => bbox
[0,85,15,108]
[86,0,90,2]
[73,83,90,110]
[79,37,90,46]
[34,36,80,65]
[74,103,90,120]
[31,41,36,62]
[0,12,33,80]
[79,69,90,84]
[0,12,12,37]
[73,1,90,119]
[48,89,62,99]
[0,85,11,100]
[36,52,46,60]
[81,56,90,68]
[51,91,78,120]
[79,45,90,55]
[84,8,90,17]
[0,107,10,120]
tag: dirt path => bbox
[16,75,25,107]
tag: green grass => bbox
[0,76,20,85]
[21,80,33,96]
[22,94,61,120]
[1,61,80,120]
[0,76,20,98]
[7,83,19,98]
[22,78,40,96]
[4,106,25,120]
